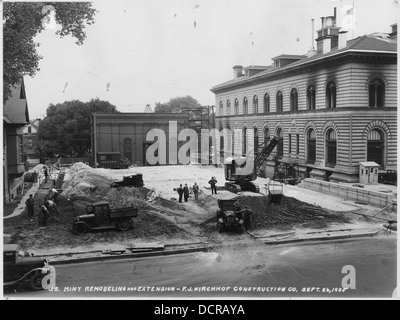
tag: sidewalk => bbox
[31,225,392,266]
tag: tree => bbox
[3,2,97,102]
[37,99,119,157]
[154,96,202,113]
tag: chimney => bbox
[322,38,331,54]
[233,65,244,79]
[321,17,325,28]
[333,7,337,26]
[390,23,397,39]
[338,31,348,49]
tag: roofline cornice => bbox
[210,49,397,94]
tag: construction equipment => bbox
[273,162,300,185]
[111,174,144,188]
[265,181,284,205]
[216,199,245,234]
[72,201,138,234]
[224,136,279,193]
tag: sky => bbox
[12,0,399,119]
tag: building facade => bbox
[22,118,41,168]
[3,79,30,202]
[91,113,190,167]
[211,13,397,183]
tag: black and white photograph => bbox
[1,0,398,303]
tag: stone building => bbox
[91,113,190,167]
[211,11,397,183]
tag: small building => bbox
[359,161,380,184]
[22,118,41,168]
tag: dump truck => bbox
[72,201,138,234]
[111,174,144,188]
[265,181,284,205]
[216,198,245,234]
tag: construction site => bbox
[4,160,397,256]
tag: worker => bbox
[177,184,184,203]
[38,204,50,227]
[44,166,49,183]
[193,182,199,200]
[208,176,218,195]
[183,183,189,202]
[51,188,58,203]
[25,194,35,222]
[243,206,253,230]
[44,197,60,215]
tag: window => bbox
[277,128,283,159]
[264,93,270,114]
[307,129,316,164]
[226,100,231,115]
[276,91,283,113]
[307,85,316,110]
[326,129,337,167]
[219,101,223,116]
[288,134,292,154]
[234,99,239,115]
[326,81,337,109]
[264,128,270,146]
[296,134,300,155]
[290,89,298,111]
[123,138,132,161]
[369,79,385,108]
[242,127,247,156]
[243,97,248,114]
[27,138,33,148]
[252,95,258,114]
[18,136,23,164]
[367,129,384,167]
[254,128,259,156]
[28,126,32,133]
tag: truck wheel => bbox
[73,223,87,235]
[29,274,43,291]
[117,219,131,231]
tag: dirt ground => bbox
[4,162,395,251]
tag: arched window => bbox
[243,97,248,114]
[254,128,259,156]
[277,128,283,159]
[264,128,270,146]
[326,81,337,109]
[242,127,247,156]
[307,129,316,164]
[290,88,298,111]
[219,101,223,116]
[264,93,270,114]
[307,85,316,110]
[123,138,132,161]
[369,79,385,108]
[253,95,258,114]
[367,129,384,167]
[226,100,231,115]
[276,91,283,113]
[234,99,239,115]
[326,129,337,167]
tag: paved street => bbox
[5,235,396,299]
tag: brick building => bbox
[211,11,397,183]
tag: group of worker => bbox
[176,177,219,203]
[25,188,59,227]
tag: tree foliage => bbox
[3,2,96,102]
[154,96,202,113]
[37,99,119,157]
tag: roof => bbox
[3,80,29,125]
[359,161,381,167]
[3,244,20,252]
[272,54,307,60]
[243,65,271,70]
[211,32,397,92]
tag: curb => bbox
[263,230,379,246]
[49,245,213,266]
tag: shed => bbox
[359,162,380,184]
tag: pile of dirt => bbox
[62,162,113,199]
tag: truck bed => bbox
[109,206,138,218]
